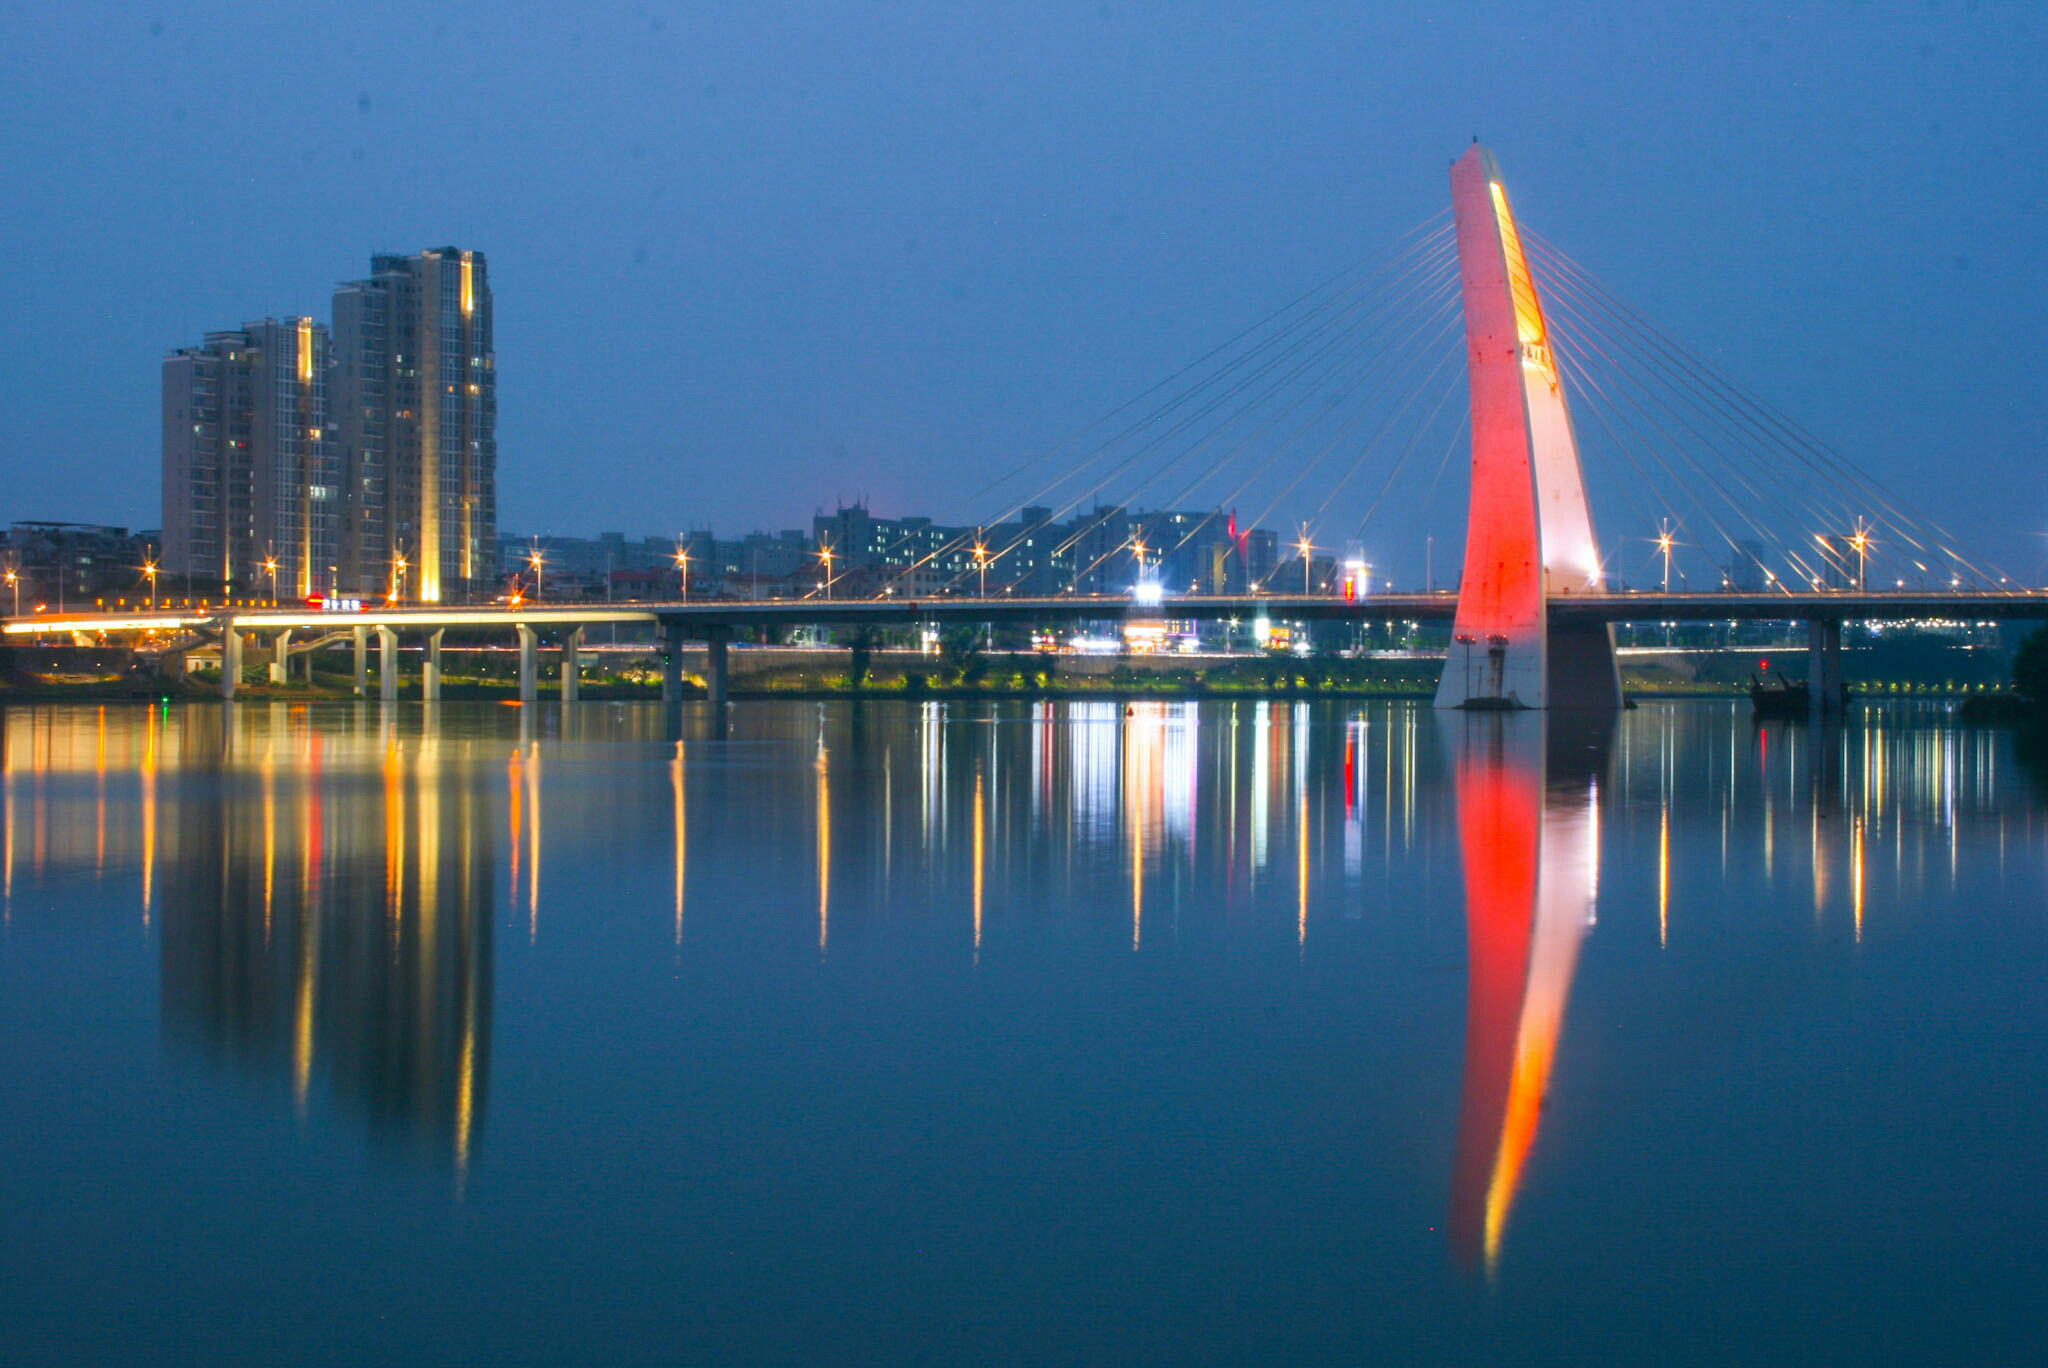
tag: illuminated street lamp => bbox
[1655,519,1675,595]
[674,544,691,602]
[144,561,159,611]
[529,546,545,601]
[1296,525,1315,594]
[974,534,989,598]
[5,567,17,617]
[1848,518,1872,594]
[391,554,408,604]
[817,543,834,600]
[263,556,278,603]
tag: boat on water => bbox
[1749,673,1809,716]
[1749,673,1854,716]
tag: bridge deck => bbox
[5,589,2045,639]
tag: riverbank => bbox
[0,641,2025,705]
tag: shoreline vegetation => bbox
[1,644,2039,715]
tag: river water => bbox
[1,698,2043,1365]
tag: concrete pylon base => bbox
[1546,621,1624,710]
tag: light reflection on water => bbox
[1,698,2044,1363]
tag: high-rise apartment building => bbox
[331,248,495,601]
[162,318,334,597]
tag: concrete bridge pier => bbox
[268,628,293,685]
[561,627,582,702]
[378,626,399,702]
[661,622,684,703]
[353,626,368,696]
[705,626,731,707]
[221,627,244,699]
[1806,618,1846,712]
[517,624,538,702]
[423,628,446,702]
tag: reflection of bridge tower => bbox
[1436,145,1622,710]
[1446,712,1609,1275]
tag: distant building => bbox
[719,529,813,585]
[1726,539,1768,593]
[161,319,334,596]
[2,521,160,608]
[332,248,496,601]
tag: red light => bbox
[1759,660,1769,672]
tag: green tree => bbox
[939,629,987,686]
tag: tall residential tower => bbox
[162,318,335,597]
[332,248,496,601]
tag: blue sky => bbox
[2,1,2041,580]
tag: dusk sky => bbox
[3,1,2042,580]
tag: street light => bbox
[263,556,278,604]
[1848,518,1872,593]
[144,561,158,611]
[1655,519,1675,595]
[974,536,989,598]
[817,543,834,600]
[529,546,544,601]
[391,554,407,604]
[1296,525,1315,594]
[675,544,690,602]
[5,568,16,617]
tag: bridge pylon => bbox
[1435,145,1622,710]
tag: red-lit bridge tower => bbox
[1435,145,1622,710]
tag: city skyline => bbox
[4,4,2043,585]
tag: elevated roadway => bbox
[6,588,2044,705]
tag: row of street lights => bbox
[101,514,1959,616]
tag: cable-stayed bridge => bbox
[9,145,2043,707]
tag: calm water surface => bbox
[2,698,2044,1365]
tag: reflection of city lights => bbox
[0,699,2013,1232]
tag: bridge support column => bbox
[378,626,399,702]
[705,626,731,707]
[1548,620,1624,710]
[517,624,538,703]
[268,628,292,685]
[1807,618,1845,713]
[221,626,243,700]
[561,627,582,702]
[660,621,684,703]
[423,628,445,702]
[353,627,368,696]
